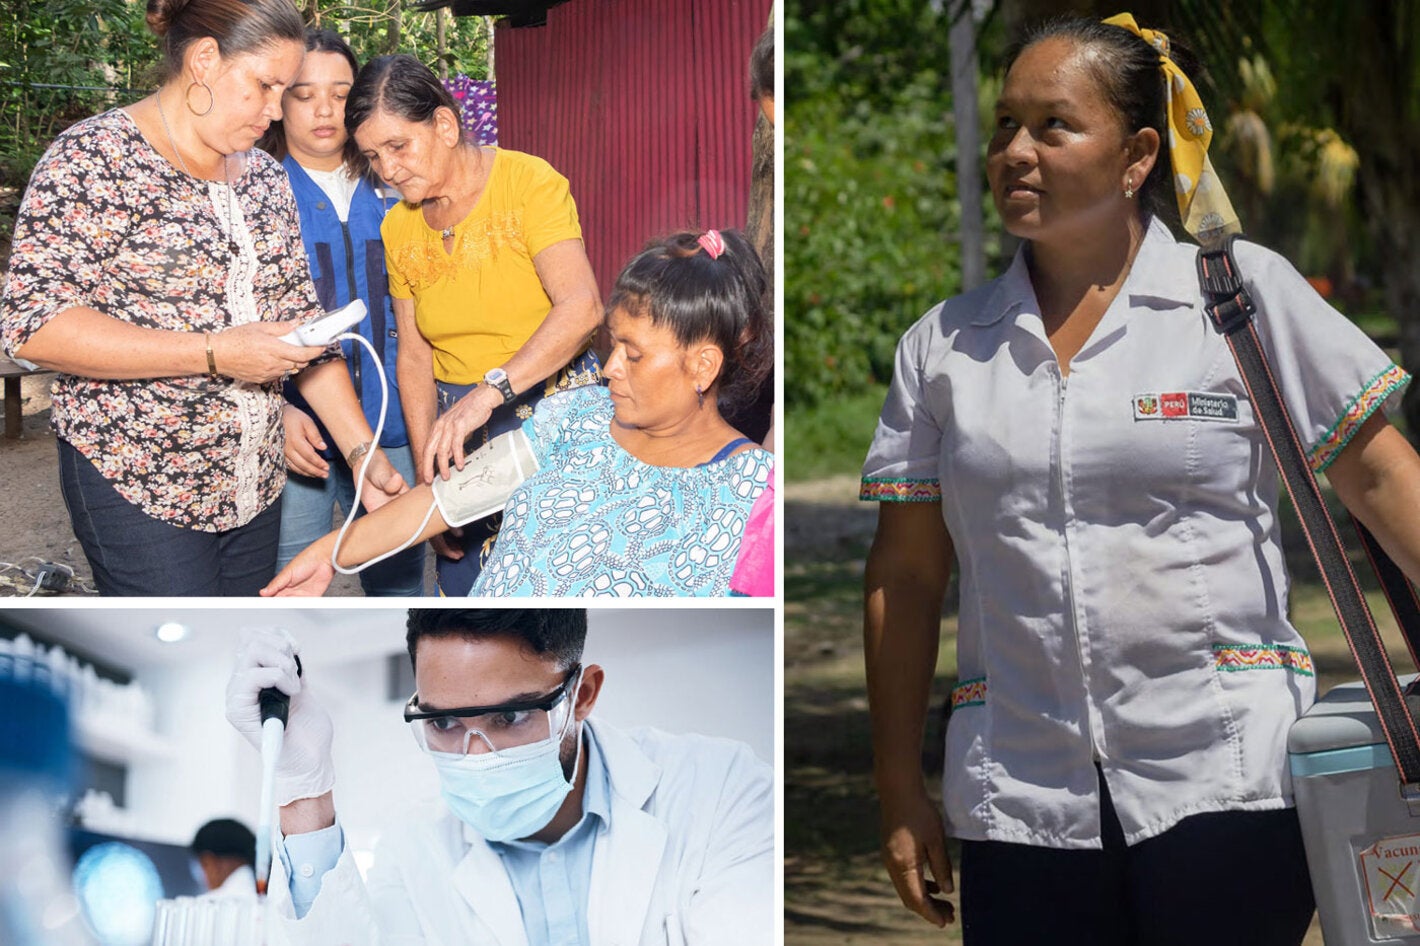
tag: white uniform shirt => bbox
[861,218,1409,849]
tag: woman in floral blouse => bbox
[0,0,405,595]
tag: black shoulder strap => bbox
[1198,236,1420,794]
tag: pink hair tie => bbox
[697,229,726,259]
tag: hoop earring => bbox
[185,80,214,117]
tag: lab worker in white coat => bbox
[225,609,774,946]
[191,818,258,900]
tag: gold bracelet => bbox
[346,441,372,468]
[204,332,218,377]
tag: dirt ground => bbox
[0,372,431,597]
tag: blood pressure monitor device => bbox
[280,300,367,347]
[430,428,540,527]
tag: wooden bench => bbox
[0,355,51,439]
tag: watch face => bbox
[486,368,514,402]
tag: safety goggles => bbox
[403,665,581,757]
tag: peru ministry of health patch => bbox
[1133,391,1240,423]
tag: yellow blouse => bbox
[383,148,583,384]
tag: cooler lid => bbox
[1288,675,1420,755]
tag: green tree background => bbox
[0,0,492,192]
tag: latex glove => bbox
[225,628,335,805]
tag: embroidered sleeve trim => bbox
[1212,644,1314,677]
[950,676,987,708]
[859,477,942,502]
[1309,364,1411,473]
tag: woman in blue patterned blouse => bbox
[262,229,773,597]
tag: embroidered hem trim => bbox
[951,676,987,708]
[1213,644,1314,676]
[1309,364,1411,473]
[859,477,942,502]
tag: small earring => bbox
[1124,179,1135,199]
[695,384,704,409]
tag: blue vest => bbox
[281,156,408,452]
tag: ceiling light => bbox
[154,623,189,644]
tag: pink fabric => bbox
[730,464,775,596]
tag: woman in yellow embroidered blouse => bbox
[346,54,602,595]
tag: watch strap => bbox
[487,370,516,404]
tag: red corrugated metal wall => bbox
[494,0,771,298]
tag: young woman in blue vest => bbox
[258,28,424,596]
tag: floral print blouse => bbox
[0,109,331,531]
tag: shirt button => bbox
[546,851,560,863]
[299,863,314,878]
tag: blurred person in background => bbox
[191,817,256,897]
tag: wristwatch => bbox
[484,367,516,404]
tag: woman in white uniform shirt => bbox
[861,15,1420,945]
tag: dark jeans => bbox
[276,443,424,597]
[960,770,1315,946]
[58,439,282,596]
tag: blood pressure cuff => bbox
[430,428,540,527]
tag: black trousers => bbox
[960,771,1315,946]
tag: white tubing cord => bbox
[329,332,441,575]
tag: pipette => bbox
[254,654,301,897]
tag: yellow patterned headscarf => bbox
[1102,12,1240,245]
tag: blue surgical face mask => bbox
[430,686,584,843]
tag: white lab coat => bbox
[206,864,256,899]
[268,720,773,945]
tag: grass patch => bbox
[785,385,887,483]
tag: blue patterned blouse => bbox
[471,386,772,597]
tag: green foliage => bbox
[785,0,969,409]
[785,1,1017,410]
[785,384,889,482]
[0,1,492,193]
[0,0,153,187]
[310,5,492,79]
[788,0,976,110]
[784,69,962,407]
